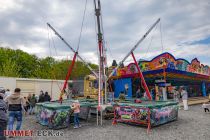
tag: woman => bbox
[181,87,188,110]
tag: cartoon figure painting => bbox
[114,52,210,76]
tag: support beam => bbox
[47,23,98,78]
[202,81,206,97]
[108,18,160,79]
[131,52,152,100]
[59,52,77,103]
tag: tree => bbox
[112,60,117,67]
[0,59,20,77]
[0,47,98,80]
[34,57,56,79]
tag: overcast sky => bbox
[0,0,210,66]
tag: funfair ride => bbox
[47,0,163,128]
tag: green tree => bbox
[0,58,20,77]
[0,47,98,80]
[112,60,117,67]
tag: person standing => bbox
[0,93,7,140]
[181,87,188,110]
[4,88,26,132]
[24,97,30,114]
[44,92,51,102]
[136,87,141,98]
[29,94,37,115]
[71,100,81,129]
[5,89,11,99]
[38,91,45,103]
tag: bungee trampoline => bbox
[35,99,98,129]
[112,100,179,133]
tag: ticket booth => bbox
[155,79,171,101]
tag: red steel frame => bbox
[59,52,77,103]
[112,105,151,133]
[131,52,152,100]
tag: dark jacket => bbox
[0,99,8,122]
[44,94,51,102]
[38,94,45,102]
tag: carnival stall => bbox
[111,52,210,99]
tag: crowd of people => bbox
[22,91,51,115]
[0,88,51,139]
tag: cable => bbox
[93,0,100,62]
[47,25,52,57]
[143,22,159,58]
[106,41,115,62]
[50,31,58,56]
[76,0,88,52]
[160,21,164,53]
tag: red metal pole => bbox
[62,52,77,90]
[112,106,117,125]
[147,108,151,134]
[59,52,77,102]
[131,52,152,100]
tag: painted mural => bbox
[150,105,178,126]
[113,103,179,127]
[114,52,210,76]
[35,100,98,129]
[36,104,70,129]
[139,52,210,75]
[114,106,149,123]
[116,63,138,76]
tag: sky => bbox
[0,0,210,66]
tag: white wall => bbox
[0,77,16,92]
[0,76,71,100]
[34,80,65,100]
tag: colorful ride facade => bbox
[110,52,210,98]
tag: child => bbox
[202,102,210,112]
[0,93,7,140]
[71,100,81,129]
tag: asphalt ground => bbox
[7,105,210,140]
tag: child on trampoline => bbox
[71,100,81,129]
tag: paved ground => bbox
[9,105,210,140]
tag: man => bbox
[0,93,7,140]
[44,92,51,102]
[181,87,188,111]
[38,91,45,103]
[4,88,25,132]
